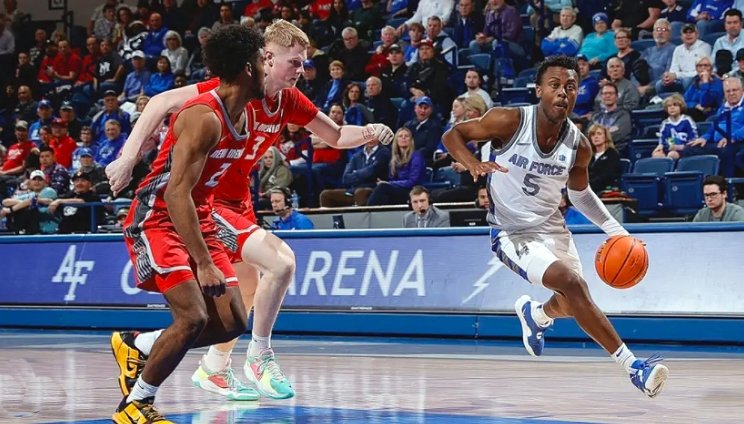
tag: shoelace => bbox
[218,367,243,390]
[259,355,286,381]
[135,400,165,421]
[127,357,146,379]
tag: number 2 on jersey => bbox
[205,163,231,187]
[522,173,540,196]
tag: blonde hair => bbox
[391,127,414,176]
[662,93,686,113]
[586,124,616,152]
[264,19,309,48]
[462,96,487,117]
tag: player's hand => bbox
[468,161,507,182]
[106,157,137,196]
[365,124,394,145]
[196,262,226,297]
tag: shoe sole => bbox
[191,376,260,401]
[243,363,295,400]
[514,295,540,357]
[110,332,131,397]
[644,364,669,398]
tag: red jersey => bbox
[130,89,250,230]
[50,135,77,169]
[2,140,35,172]
[195,79,318,211]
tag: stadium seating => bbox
[663,156,720,216]
[434,166,460,187]
[627,139,659,164]
[620,158,632,175]
[620,158,674,216]
[631,109,667,137]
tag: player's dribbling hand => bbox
[106,157,137,196]
[196,262,227,297]
[366,124,394,145]
[469,161,507,182]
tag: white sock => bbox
[134,329,164,356]
[248,334,271,357]
[532,303,554,327]
[203,346,231,372]
[127,377,159,402]
[612,343,637,373]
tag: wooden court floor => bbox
[1,330,743,423]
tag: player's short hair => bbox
[203,25,264,83]
[536,55,580,85]
[264,19,308,49]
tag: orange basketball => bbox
[594,235,649,289]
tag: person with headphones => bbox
[403,185,450,228]
[269,187,314,230]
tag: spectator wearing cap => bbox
[712,9,744,74]
[573,55,600,119]
[28,100,55,143]
[120,50,151,103]
[403,96,442,165]
[50,118,77,169]
[13,85,37,124]
[95,119,127,167]
[0,121,34,178]
[728,48,744,82]
[660,23,712,93]
[329,27,370,81]
[59,101,83,140]
[380,44,408,98]
[1,169,58,235]
[688,0,732,37]
[94,38,125,97]
[365,76,398,130]
[298,60,323,102]
[91,90,131,142]
[471,0,522,59]
[71,127,96,170]
[142,12,168,59]
[316,60,349,112]
[578,13,618,67]
[75,147,108,193]
[38,145,70,196]
[161,30,188,76]
[452,0,484,48]
[541,7,584,57]
[364,26,398,77]
[641,18,676,85]
[48,170,106,234]
[406,38,452,112]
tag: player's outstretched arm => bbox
[165,105,226,295]
[443,107,515,181]
[106,84,201,195]
[305,112,394,148]
[567,135,628,237]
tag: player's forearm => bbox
[334,125,378,149]
[443,128,479,168]
[165,187,213,265]
[567,186,628,236]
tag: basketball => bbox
[595,235,649,289]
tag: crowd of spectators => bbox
[2,0,744,234]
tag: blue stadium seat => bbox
[620,158,632,175]
[675,155,719,175]
[513,76,533,88]
[633,157,675,175]
[695,121,712,138]
[663,171,705,215]
[631,39,655,52]
[518,67,538,79]
[588,69,602,81]
[701,31,726,47]
[631,109,667,137]
[621,158,674,215]
[627,139,660,164]
[423,167,449,190]
[434,166,460,187]
[390,97,404,110]
[643,124,661,137]
[458,48,472,66]
[468,53,492,74]
[500,87,533,105]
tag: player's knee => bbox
[179,310,209,337]
[271,245,296,283]
[561,273,591,301]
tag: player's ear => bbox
[265,50,274,67]
[245,62,253,77]
[535,84,542,99]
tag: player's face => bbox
[536,67,578,123]
[266,43,307,90]
[410,193,430,214]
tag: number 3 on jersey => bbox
[522,173,540,196]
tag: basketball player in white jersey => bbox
[442,56,668,397]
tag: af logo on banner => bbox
[52,245,94,302]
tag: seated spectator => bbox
[187,27,211,81]
[728,48,744,81]
[161,31,188,76]
[683,56,723,121]
[452,0,484,48]
[461,69,493,109]
[94,3,117,41]
[92,90,131,141]
[28,100,55,143]
[319,137,391,207]
[39,146,70,196]
[404,22,425,66]
[48,40,82,99]
[129,94,151,124]
[597,58,641,111]
[49,118,77,169]
[212,2,237,31]
[342,82,374,125]
[573,55,600,120]
[143,56,175,97]
[426,16,456,66]
[119,51,151,103]
[397,0,454,37]
[693,175,744,221]
[476,186,490,209]
[405,39,453,112]
[541,7,584,57]
[658,23,712,94]
[433,96,486,169]
[367,127,425,205]
[328,27,369,81]
[0,169,58,234]
[404,96,443,165]
[13,85,37,124]
[298,60,323,102]
[661,0,689,31]
[579,12,617,67]
[607,28,651,91]
[257,146,292,210]
[609,0,662,39]
[364,26,398,77]
[0,121,35,196]
[471,0,523,60]
[365,76,397,129]
[380,44,408,98]
[527,0,574,35]
[269,187,314,230]
[59,101,83,140]
[352,0,383,41]
[118,20,148,63]
[76,148,108,195]
[71,126,96,172]
[14,52,37,92]
[316,60,349,112]
[93,39,125,99]
[587,124,622,193]
[48,170,106,234]
[712,9,744,74]
[592,82,633,153]
[688,0,731,37]
[96,119,127,167]
[306,38,330,82]
[642,19,676,86]
[113,6,134,47]
[403,185,449,228]
[37,125,53,148]
[328,0,352,39]
[653,94,698,159]
[142,13,168,60]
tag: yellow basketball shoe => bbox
[112,396,173,424]
[111,331,147,396]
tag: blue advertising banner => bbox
[1,226,743,315]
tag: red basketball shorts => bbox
[212,204,260,264]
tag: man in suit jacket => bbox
[403,185,449,228]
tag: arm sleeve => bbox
[567,186,629,236]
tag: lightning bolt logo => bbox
[462,257,503,304]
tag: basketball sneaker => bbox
[112,396,173,424]
[111,331,147,396]
[191,357,260,401]
[629,354,669,398]
[243,349,295,399]
[515,295,551,357]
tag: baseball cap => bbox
[736,48,744,61]
[415,96,433,107]
[15,120,28,130]
[103,89,118,98]
[389,43,402,53]
[419,39,434,49]
[682,23,697,33]
[131,50,145,59]
[52,117,67,127]
[302,59,315,69]
[60,100,74,110]
[592,12,609,26]
[78,147,93,157]
[576,53,588,62]
[72,171,92,181]
[38,99,52,109]
[30,170,45,180]
[117,207,130,218]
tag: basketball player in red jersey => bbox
[107,20,393,402]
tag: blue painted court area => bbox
[43,406,599,424]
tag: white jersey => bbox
[482,105,581,233]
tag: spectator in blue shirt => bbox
[367,127,426,205]
[573,55,599,119]
[28,100,55,143]
[95,119,127,167]
[270,188,314,230]
[143,55,175,97]
[119,51,151,103]
[653,93,699,159]
[687,0,733,36]
[91,90,131,142]
[578,13,617,68]
[683,55,723,121]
